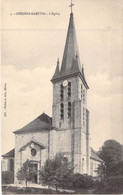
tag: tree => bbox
[96,163,106,180]
[97,140,123,177]
[16,159,37,188]
[108,161,123,177]
[40,153,74,191]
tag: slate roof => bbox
[13,113,55,134]
[2,148,15,158]
[91,149,104,162]
[51,13,89,89]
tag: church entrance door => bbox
[30,164,38,183]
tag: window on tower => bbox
[82,158,84,172]
[68,82,71,98]
[83,107,85,121]
[81,85,82,99]
[68,102,71,118]
[60,84,64,100]
[83,89,85,103]
[60,103,64,119]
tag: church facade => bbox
[2,11,103,184]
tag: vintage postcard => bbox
[1,0,123,194]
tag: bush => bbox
[95,176,123,193]
[71,173,95,189]
[107,177,123,193]
[2,171,14,184]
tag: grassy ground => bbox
[2,186,72,194]
[2,186,94,194]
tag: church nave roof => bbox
[2,148,15,158]
[13,113,55,134]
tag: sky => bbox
[1,0,123,155]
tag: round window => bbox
[31,148,37,156]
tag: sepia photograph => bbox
[1,0,123,194]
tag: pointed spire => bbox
[51,4,89,89]
[82,64,84,71]
[82,64,85,77]
[51,58,60,80]
[76,52,78,59]
[60,12,81,75]
[57,58,59,64]
[81,64,89,89]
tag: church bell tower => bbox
[51,4,90,174]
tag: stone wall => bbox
[49,129,72,163]
[14,71,90,184]
[14,131,49,184]
[1,158,9,172]
[2,157,14,172]
[90,159,100,177]
[52,75,90,174]
[52,76,78,129]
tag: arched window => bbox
[60,103,64,119]
[10,159,14,172]
[83,89,85,103]
[60,84,63,100]
[68,102,71,118]
[81,85,82,99]
[68,82,71,97]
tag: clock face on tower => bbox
[63,80,68,87]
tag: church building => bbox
[2,8,103,184]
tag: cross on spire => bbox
[69,0,74,13]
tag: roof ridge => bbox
[13,113,52,134]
